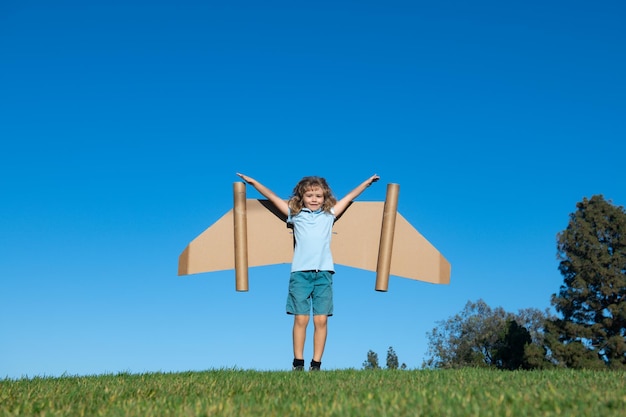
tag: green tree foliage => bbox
[493,320,532,370]
[423,300,553,369]
[362,350,379,370]
[386,346,399,369]
[363,347,406,370]
[547,195,626,369]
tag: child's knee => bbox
[294,314,309,327]
[313,315,328,327]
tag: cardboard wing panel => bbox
[332,202,450,285]
[178,200,292,275]
[389,214,450,284]
[331,202,381,273]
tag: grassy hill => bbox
[2,368,625,416]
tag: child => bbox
[236,172,380,371]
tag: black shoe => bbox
[293,358,305,371]
[310,360,321,371]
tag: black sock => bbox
[310,360,322,368]
[293,358,305,367]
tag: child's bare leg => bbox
[292,314,309,359]
[312,314,328,362]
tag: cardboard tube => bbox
[375,183,399,292]
[233,182,249,291]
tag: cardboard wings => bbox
[178,182,451,291]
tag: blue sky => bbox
[1,0,624,378]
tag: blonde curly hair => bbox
[288,176,337,215]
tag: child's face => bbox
[302,186,325,211]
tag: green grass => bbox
[1,369,625,417]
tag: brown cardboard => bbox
[375,183,399,291]
[233,182,249,291]
[178,199,292,277]
[332,201,450,286]
[178,183,451,289]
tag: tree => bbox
[386,346,399,369]
[423,299,553,369]
[493,320,532,370]
[423,299,507,369]
[516,307,556,369]
[363,347,406,370]
[547,195,626,369]
[362,350,379,370]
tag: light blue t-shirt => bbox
[289,208,335,272]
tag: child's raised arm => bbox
[236,173,289,216]
[334,174,380,217]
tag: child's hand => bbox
[368,174,380,186]
[236,173,253,184]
